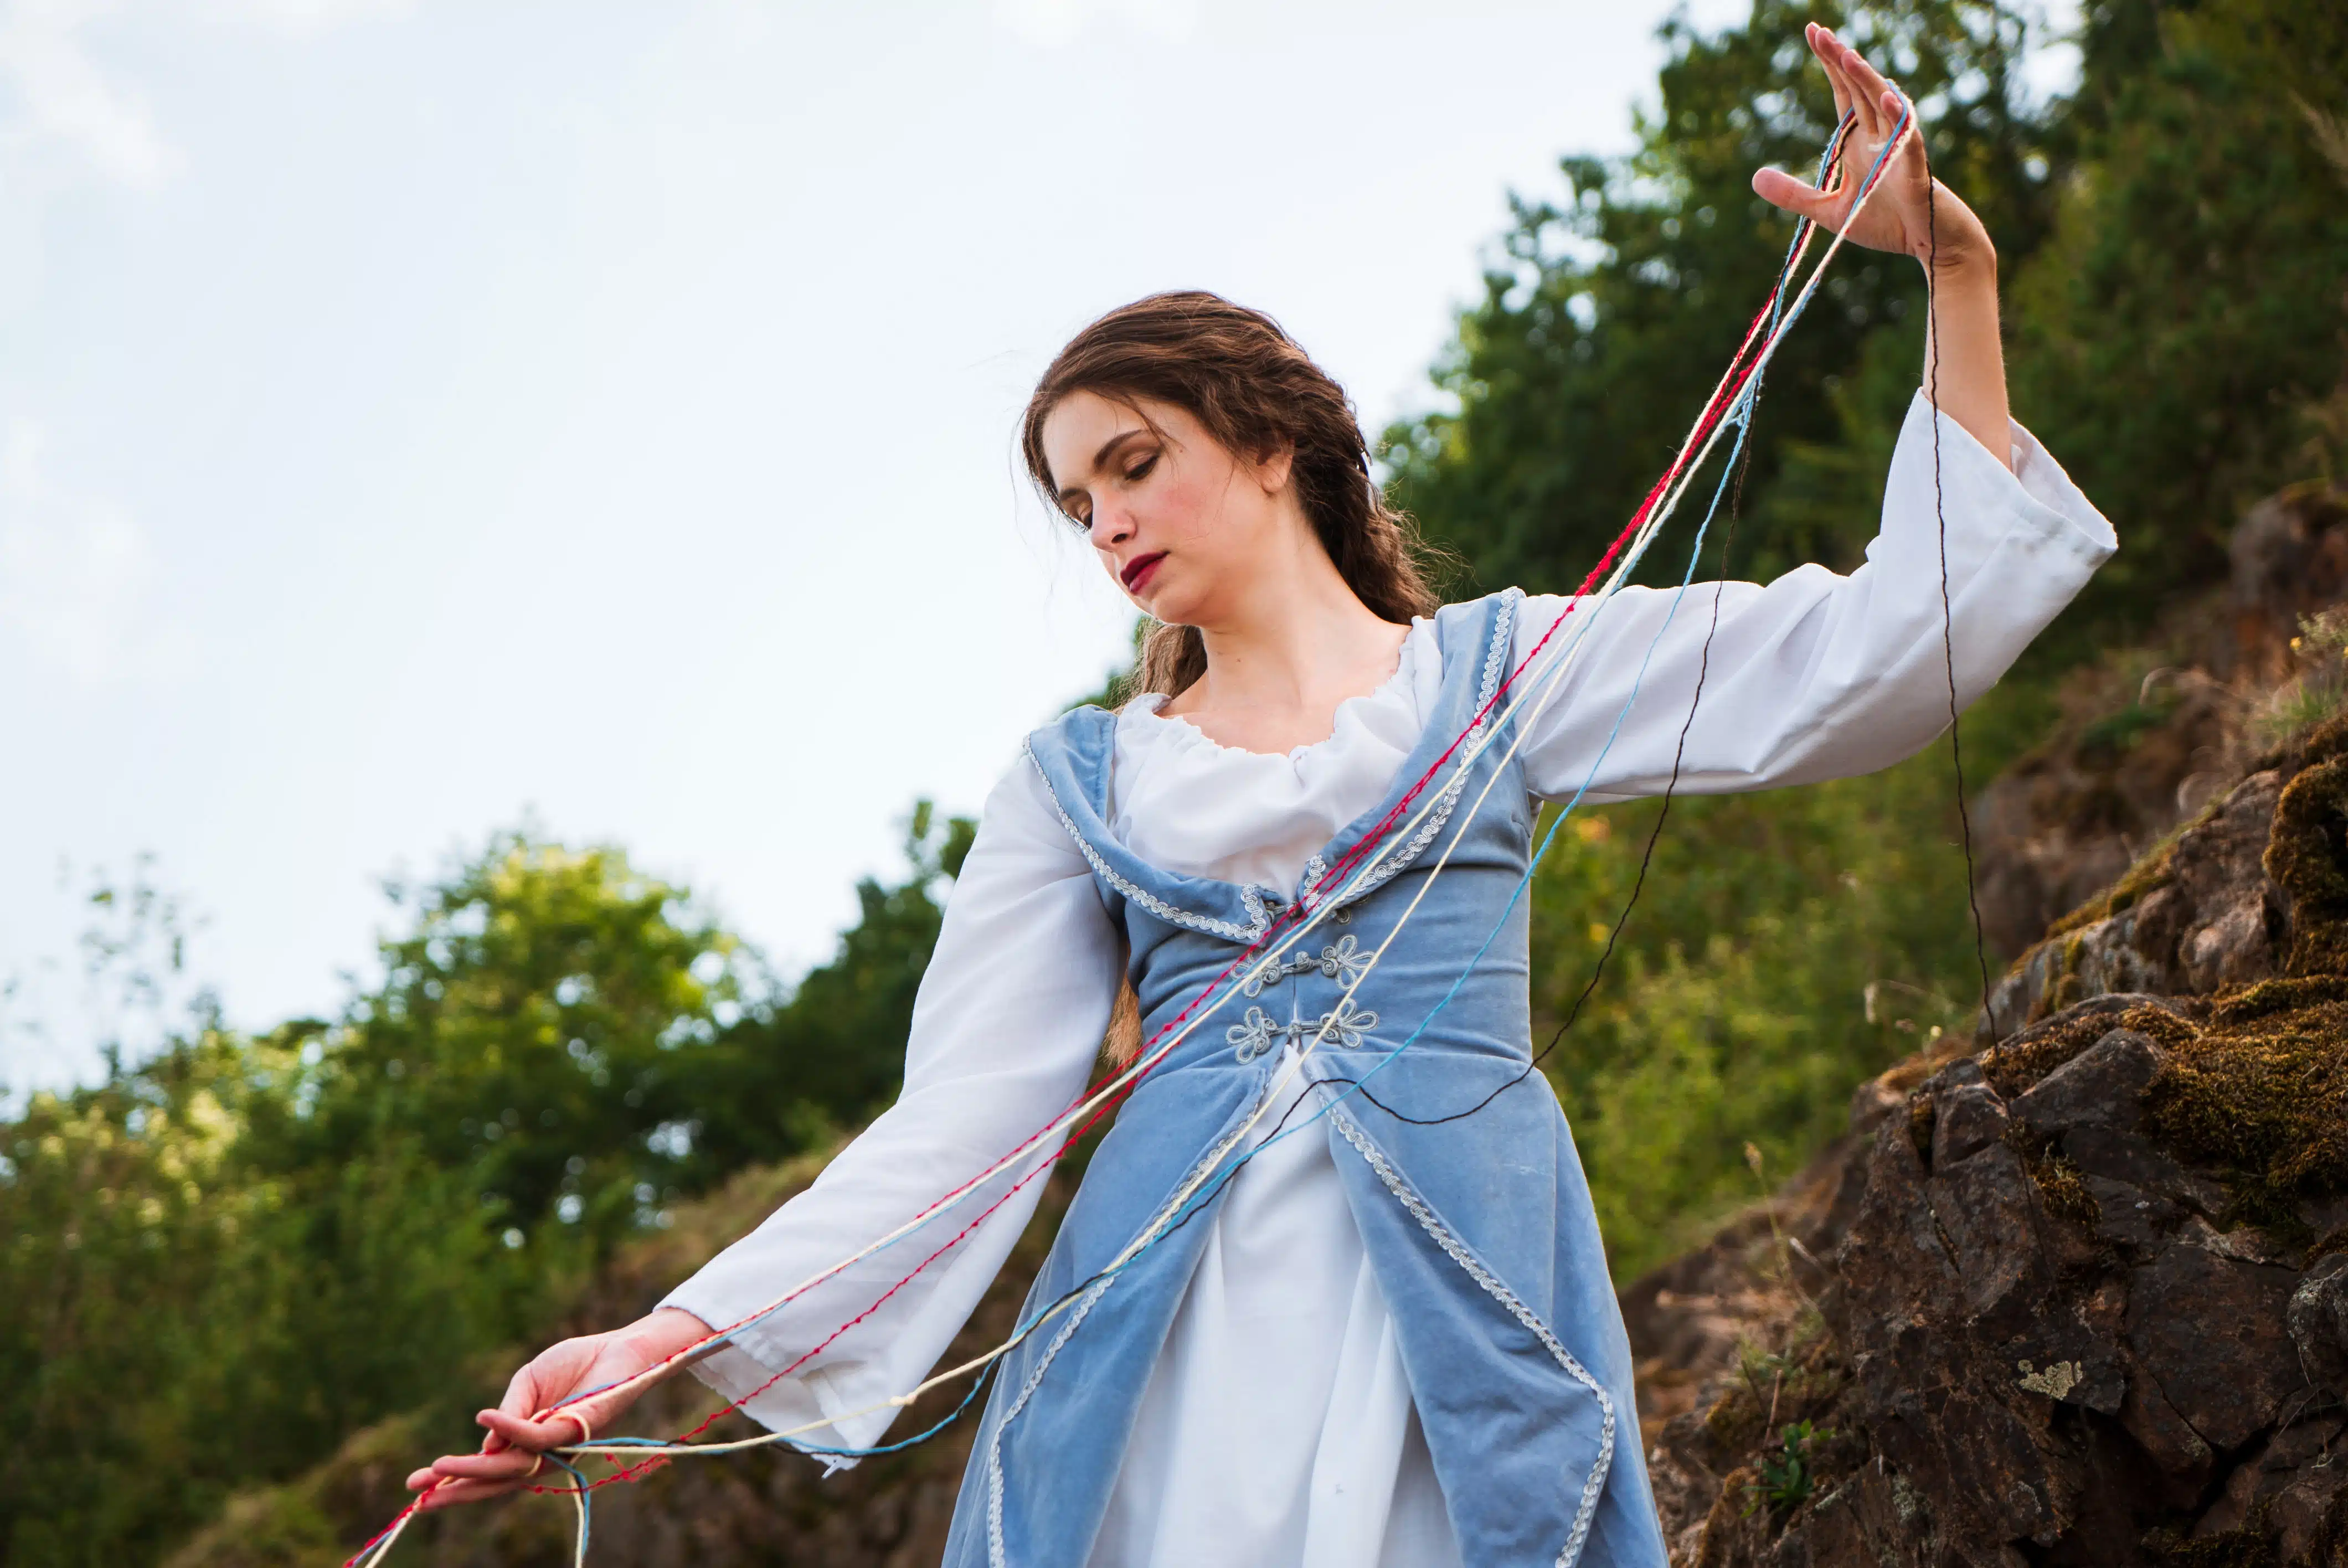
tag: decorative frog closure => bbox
[1237,933,1374,997]
[1224,994,1382,1062]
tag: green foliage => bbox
[1382,0,2065,596]
[1529,733,1985,1278]
[9,0,2346,1560]
[2007,0,2348,648]
[1386,0,2347,1277]
[1386,0,2348,657]
[2255,606,2348,745]
[1744,1420,1836,1514]
[244,834,749,1255]
[0,812,970,1567]
[676,801,976,1186]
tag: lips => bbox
[1121,551,1166,594]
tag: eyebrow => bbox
[1055,427,1151,508]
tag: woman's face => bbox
[1039,390,1293,628]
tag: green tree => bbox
[1377,0,2348,1277]
[241,833,749,1258]
[1525,754,1981,1278]
[0,811,976,1567]
[1382,0,2066,597]
[2007,0,2348,642]
[676,801,977,1187]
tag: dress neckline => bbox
[1121,621,1428,763]
[1018,592,1521,939]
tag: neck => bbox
[1182,530,1405,713]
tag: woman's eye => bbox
[1123,455,1157,483]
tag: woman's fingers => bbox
[497,1356,555,1422]
[416,1475,527,1511]
[1838,38,1896,123]
[431,1447,545,1483]
[390,1332,640,1516]
[1817,50,1856,131]
[1884,89,1925,184]
[479,1406,593,1453]
[1806,22,1851,122]
[1811,27,1884,141]
[1821,31,1866,131]
[404,1438,547,1489]
[1840,44,1887,138]
[1751,165,1844,230]
[399,1409,581,1499]
[404,1451,534,1505]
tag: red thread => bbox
[362,118,1892,1559]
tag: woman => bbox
[410,27,2115,1566]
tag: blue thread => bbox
[1099,99,1912,1292]
[580,1365,997,1464]
[538,97,1908,1473]
[706,100,1911,1419]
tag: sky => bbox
[0,0,2074,1092]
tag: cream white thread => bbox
[562,561,1646,1477]
[1322,590,1521,910]
[398,164,1914,1568]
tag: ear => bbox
[1248,438,1295,496]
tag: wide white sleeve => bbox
[1511,388,2117,803]
[657,751,1118,1462]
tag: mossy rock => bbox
[1980,1002,2200,1100]
[2144,989,2348,1217]
[2266,753,2348,975]
[2141,1497,2284,1566]
[2001,1119,2100,1230]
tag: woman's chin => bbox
[1133,580,1210,626]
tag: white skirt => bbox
[1085,1046,1464,1567]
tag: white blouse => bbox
[662,393,2116,1565]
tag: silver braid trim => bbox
[1329,1106,1614,1568]
[1321,588,1521,911]
[1022,739,1271,944]
[982,1077,1280,1566]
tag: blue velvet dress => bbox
[945,589,1669,1568]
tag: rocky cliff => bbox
[1627,484,2348,1566]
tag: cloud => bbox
[0,0,415,197]
[213,0,415,36]
[0,417,172,684]
[0,0,179,188]
[992,0,1197,48]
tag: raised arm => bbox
[411,755,1120,1504]
[1754,23,2009,466]
[1511,391,2114,806]
[1502,23,2114,806]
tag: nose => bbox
[1090,502,1135,551]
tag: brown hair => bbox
[1022,292,1453,1068]
[1020,290,1450,701]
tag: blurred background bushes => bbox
[1,809,967,1564]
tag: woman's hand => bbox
[404,1306,713,1510]
[1750,22,2014,468]
[1752,22,1991,273]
